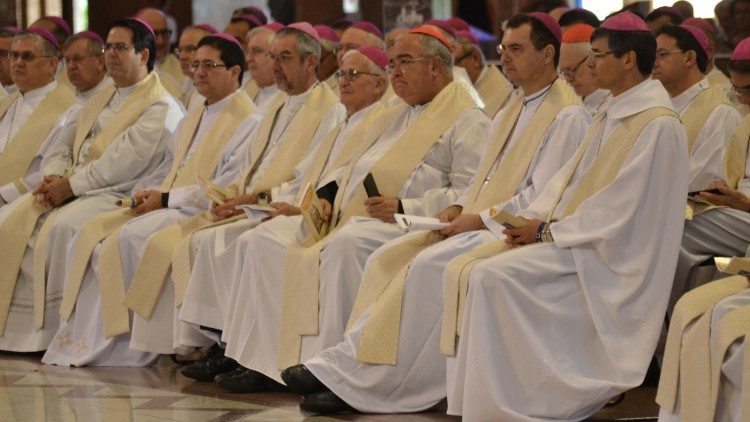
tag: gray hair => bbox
[418,34,452,75]
[342,49,385,76]
[456,38,485,65]
[63,34,104,56]
[362,32,385,49]
[246,26,276,43]
[13,32,58,57]
[277,27,321,60]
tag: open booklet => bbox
[235,204,276,223]
[715,256,750,276]
[299,182,329,242]
[489,206,529,229]
[394,214,449,232]
[197,175,235,205]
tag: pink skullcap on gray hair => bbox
[527,12,562,43]
[351,21,384,40]
[43,16,71,37]
[287,22,321,43]
[314,24,339,42]
[356,45,388,70]
[263,22,285,33]
[193,23,217,34]
[24,28,59,51]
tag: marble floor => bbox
[0,352,659,421]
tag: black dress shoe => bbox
[180,346,240,382]
[300,390,356,414]
[280,364,327,395]
[214,367,286,393]
[213,366,246,383]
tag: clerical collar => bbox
[203,90,235,113]
[78,77,112,102]
[3,84,17,94]
[670,78,709,113]
[347,100,379,124]
[116,73,150,97]
[20,79,57,100]
[475,65,489,86]
[584,89,611,116]
[284,82,316,108]
[607,78,674,120]
[522,80,556,106]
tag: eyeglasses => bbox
[174,45,198,55]
[189,61,230,72]
[334,68,379,81]
[559,56,589,78]
[589,50,615,59]
[387,56,432,72]
[266,52,300,63]
[245,47,267,57]
[154,29,173,38]
[732,84,750,95]
[333,43,360,55]
[63,54,98,66]
[103,43,132,53]
[454,48,474,64]
[655,49,685,60]
[8,51,54,62]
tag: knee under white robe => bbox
[0,81,184,352]
[217,105,489,382]
[42,103,260,364]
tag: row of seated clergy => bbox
[0,20,184,352]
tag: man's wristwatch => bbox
[535,222,554,243]
[258,191,270,206]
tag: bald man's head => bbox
[135,7,171,61]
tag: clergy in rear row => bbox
[657,37,750,422]
[280,11,590,413]
[0,18,183,352]
[242,24,283,111]
[181,25,490,393]
[177,45,393,383]
[288,11,688,419]
[559,23,610,116]
[84,23,343,358]
[41,33,263,366]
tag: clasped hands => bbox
[433,204,544,246]
[34,176,74,207]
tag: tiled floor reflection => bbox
[0,352,658,421]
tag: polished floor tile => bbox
[0,352,657,421]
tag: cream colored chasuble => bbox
[275,81,478,369]
[120,83,340,322]
[349,79,581,365]
[474,65,513,119]
[58,90,256,338]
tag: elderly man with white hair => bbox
[242,24,283,111]
[559,23,611,115]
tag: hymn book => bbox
[198,176,234,205]
[489,207,529,229]
[299,182,329,242]
[394,214,449,232]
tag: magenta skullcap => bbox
[287,22,321,44]
[356,45,388,70]
[43,16,71,37]
[131,17,156,38]
[731,37,750,61]
[314,24,339,42]
[74,30,104,44]
[652,6,683,19]
[193,23,218,34]
[208,32,243,48]
[351,21,384,40]
[446,17,470,32]
[527,12,562,44]
[456,30,479,46]
[682,18,715,35]
[600,11,649,32]
[245,6,268,25]
[263,22,285,33]
[2,26,20,35]
[424,19,456,37]
[236,14,263,28]
[679,24,710,57]
[24,28,59,50]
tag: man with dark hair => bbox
[558,7,601,32]
[731,0,750,46]
[0,27,18,94]
[0,18,183,353]
[646,6,684,34]
[225,15,261,45]
[176,25,215,110]
[445,11,687,419]
[231,6,268,24]
[653,24,741,193]
[279,13,588,415]
[41,33,263,367]
[657,37,750,422]
[673,0,694,19]
[29,16,71,51]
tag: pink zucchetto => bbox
[679,24,710,57]
[424,19,456,37]
[600,11,649,32]
[74,30,104,44]
[456,30,479,46]
[263,23,285,33]
[193,23,218,34]
[351,21,384,40]
[43,16,71,37]
[682,18,715,35]
[356,45,388,71]
[314,24,339,42]
[527,12,562,44]
[208,32,243,48]
[236,14,262,28]
[446,17,470,32]
[131,17,156,38]
[287,22,321,44]
[24,28,59,50]
[731,37,750,61]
